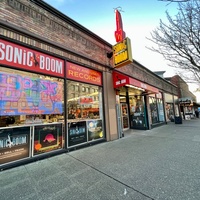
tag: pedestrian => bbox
[195,109,199,118]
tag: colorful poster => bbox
[0,72,63,116]
[87,120,103,141]
[68,121,87,147]
[0,126,30,165]
[33,123,63,156]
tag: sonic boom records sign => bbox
[0,39,64,77]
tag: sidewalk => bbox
[1,119,200,200]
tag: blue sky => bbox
[44,0,179,75]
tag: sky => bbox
[43,0,200,101]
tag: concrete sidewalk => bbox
[1,119,200,200]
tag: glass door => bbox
[121,103,129,130]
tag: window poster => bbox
[33,123,63,156]
[87,120,103,141]
[0,126,30,165]
[68,121,87,147]
[0,72,63,116]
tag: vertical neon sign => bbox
[114,9,126,43]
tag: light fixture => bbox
[125,84,145,91]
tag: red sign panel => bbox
[115,9,126,43]
[66,62,102,86]
[113,71,159,93]
[113,71,129,88]
[79,97,93,104]
[0,39,64,77]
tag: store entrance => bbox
[120,103,129,131]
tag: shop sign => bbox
[33,123,63,156]
[79,97,93,104]
[0,39,64,77]
[66,62,102,86]
[0,126,30,165]
[68,121,87,147]
[113,37,132,68]
[113,71,159,93]
[113,71,129,88]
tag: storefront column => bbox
[103,71,118,141]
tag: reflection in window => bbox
[67,80,102,120]
[149,96,159,124]
[149,94,165,124]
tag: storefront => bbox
[0,38,105,169]
[178,97,194,120]
[113,71,159,130]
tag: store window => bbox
[149,93,164,124]
[165,103,174,121]
[165,93,175,122]
[67,81,104,147]
[149,96,159,124]
[67,81,102,120]
[129,93,147,129]
[0,67,64,127]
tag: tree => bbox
[148,0,200,83]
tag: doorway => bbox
[120,103,129,130]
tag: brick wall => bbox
[0,0,112,68]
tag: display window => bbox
[67,80,102,120]
[67,80,104,146]
[129,92,147,129]
[149,96,158,123]
[0,67,64,127]
[0,126,31,165]
[33,123,63,156]
[66,62,104,147]
[149,93,165,124]
[165,103,175,121]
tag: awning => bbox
[193,102,200,107]
[178,97,193,105]
[113,71,159,94]
[178,97,200,106]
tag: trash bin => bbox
[175,116,182,124]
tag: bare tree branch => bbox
[147,0,200,83]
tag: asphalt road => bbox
[1,119,200,200]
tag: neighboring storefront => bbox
[178,97,195,120]
[113,71,159,130]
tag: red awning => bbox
[113,71,159,94]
